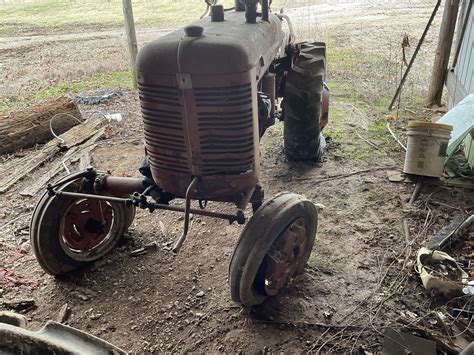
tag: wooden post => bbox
[122,0,138,89]
[427,0,460,106]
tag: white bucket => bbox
[403,121,453,177]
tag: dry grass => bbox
[0,0,305,35]
[0,0,234,35]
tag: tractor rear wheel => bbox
[283,42,326,161]
[30,173,135,275]
[229,192,318,307]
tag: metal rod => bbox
[275,13,295,42]
[54,190,240,222]
[55,190,129,203]
[172,177,199,253]
[151,203,238,223]
[409,178,424,204]
[388,0,441,110]
[262,0,269,21]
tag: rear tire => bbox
[283,42,326,161]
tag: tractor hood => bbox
[136,11,284,78]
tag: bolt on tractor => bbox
[31,0,329,307]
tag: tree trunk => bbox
[0,97,82,155]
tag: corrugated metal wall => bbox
[454,1,473,95]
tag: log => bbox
[0,115,103,193]
[0,97,82,155]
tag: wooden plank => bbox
[78,146,94,171]
[446,70,468,105]
[19,128,105,197]
[0,116,103,193]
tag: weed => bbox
[261,121,284,157]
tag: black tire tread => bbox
[229,192,317,307]
[30,174,133,275]
[283,42,327,161]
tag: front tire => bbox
[229,192,318,307]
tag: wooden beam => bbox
[427,0,461,106]
[122,0,138,89]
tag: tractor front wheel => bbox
[229,192,318,307]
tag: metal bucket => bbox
[403,121,453,177]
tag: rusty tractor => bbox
[31,0,329,307]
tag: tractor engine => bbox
[136,5,285,209]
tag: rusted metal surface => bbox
[62,199,114,251]
[172,177,198,253]
[262,73,276,124]
[100,176,145,196]
[136,12,284,209]
[264,217,307,296]
[136,12,283,77]
[51,190,245,224]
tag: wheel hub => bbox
[264,218,307,296]
[62,199,114,251]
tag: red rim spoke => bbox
[62,199,114,251]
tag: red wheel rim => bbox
[62,199,114,251]
[264,218,307,296]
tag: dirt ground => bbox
[1,0,473,353]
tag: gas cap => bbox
[184,25,204,37]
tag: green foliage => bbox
[260,121,284,156]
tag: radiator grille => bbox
[139,83,188,173]
[196,83,255,175]
[140,81,255,176]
